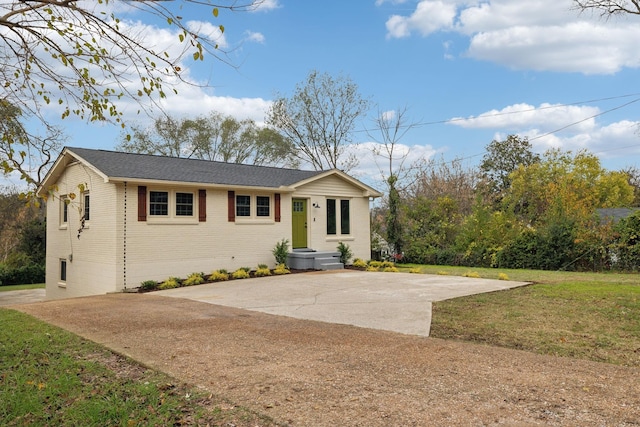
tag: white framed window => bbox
[236,195,251,217]
[149,191,169,216]
[60,259,67,283]
[234,194,272,220]
[146,189,198,222]
[60,196,69,227]
[175,192,194,216]
[256,196,270,217]
[83,192,90,221]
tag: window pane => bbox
[175,192,193,216]
[61,198,68,223]
[60,260,67,282]
[256,196,270,217]
[150,191,168,216]
[326,199,336,235]
[83,193,90,221]
[236,195,251,217]
[340,199,350,235]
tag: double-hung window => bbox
[256,196,270,217]
[326,198,350,236]
[149,191,169,216]
[175,192,193,216]
[236,195,251,217]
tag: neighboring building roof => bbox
[596,208,640,224]
[38,147,382,197]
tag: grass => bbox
[0,283,45,292]
[400,264,640,367]
[0,309,279,427]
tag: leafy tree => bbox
[0,187,42,262]
[504,149,634,229]
[118,112,296,167]
[613,210,640,270]
[0,0,256,190]
[386,175,403,258]
[480,135,540,200]
[266,70,370,172]
[368,107,418,259]
[0,101,64,193]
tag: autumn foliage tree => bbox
[0,0,258,193]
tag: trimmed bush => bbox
[232,269,250,279]
[209,270,229,282]
[352,258,367,268]
[273,264,290,275]
[183,272,205,286]
[337,241,353,265]
[255,267,272,277]
[158,277,181,290]
[140,280,158,291]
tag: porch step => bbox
[287,250,344,271]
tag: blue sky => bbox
[11,0,640,188]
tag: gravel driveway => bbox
[12,288,640,426]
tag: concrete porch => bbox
[287,249,344,270]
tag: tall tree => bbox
[480,135,540,200]
[0,0,257,189]
[118,112,296,167]
[265,70,370,172]
[368,107,418,258]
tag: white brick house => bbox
[37,147,382,300]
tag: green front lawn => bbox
[401,264,640,366]
[0,283,45,292]
[0,309,277,426]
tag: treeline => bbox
[0,188,45,285]
[375,136,640,272]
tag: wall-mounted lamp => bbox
[312,202,321,208]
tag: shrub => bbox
[366,265,379,272]
[273,264,290,275]
[437,271,450,276]
[0,261,45,286]
[183,272,205,286]
[368,260,382,269]
[463,271,481,278]
[272,238,289,266]
[352,258,367,268]
[158,277,181,290]
[232,269,250,279]
[498,273,509,281]
[209,270,229,281]
[383,266,399,273]
[380,261,395,269]
[409,268,421,274]
[140,280,158,291]
[255,267,272,277]
[257,263,269,270]
[337,241,353,265]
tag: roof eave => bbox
[107,177,296,193]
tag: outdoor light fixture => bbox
[313,202,320,208]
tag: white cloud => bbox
[347,141,438,187]
[382,0,640,74]
[454,102,640,165]
[451,103,600,133]
[245,31,266,44]
[251,0,281,12]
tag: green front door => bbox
[292,198,307,249]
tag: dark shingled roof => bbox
[67,147,324,188]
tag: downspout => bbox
[123,181,127,290]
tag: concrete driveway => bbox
[157,270,529,336]
[0,288,45,307]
